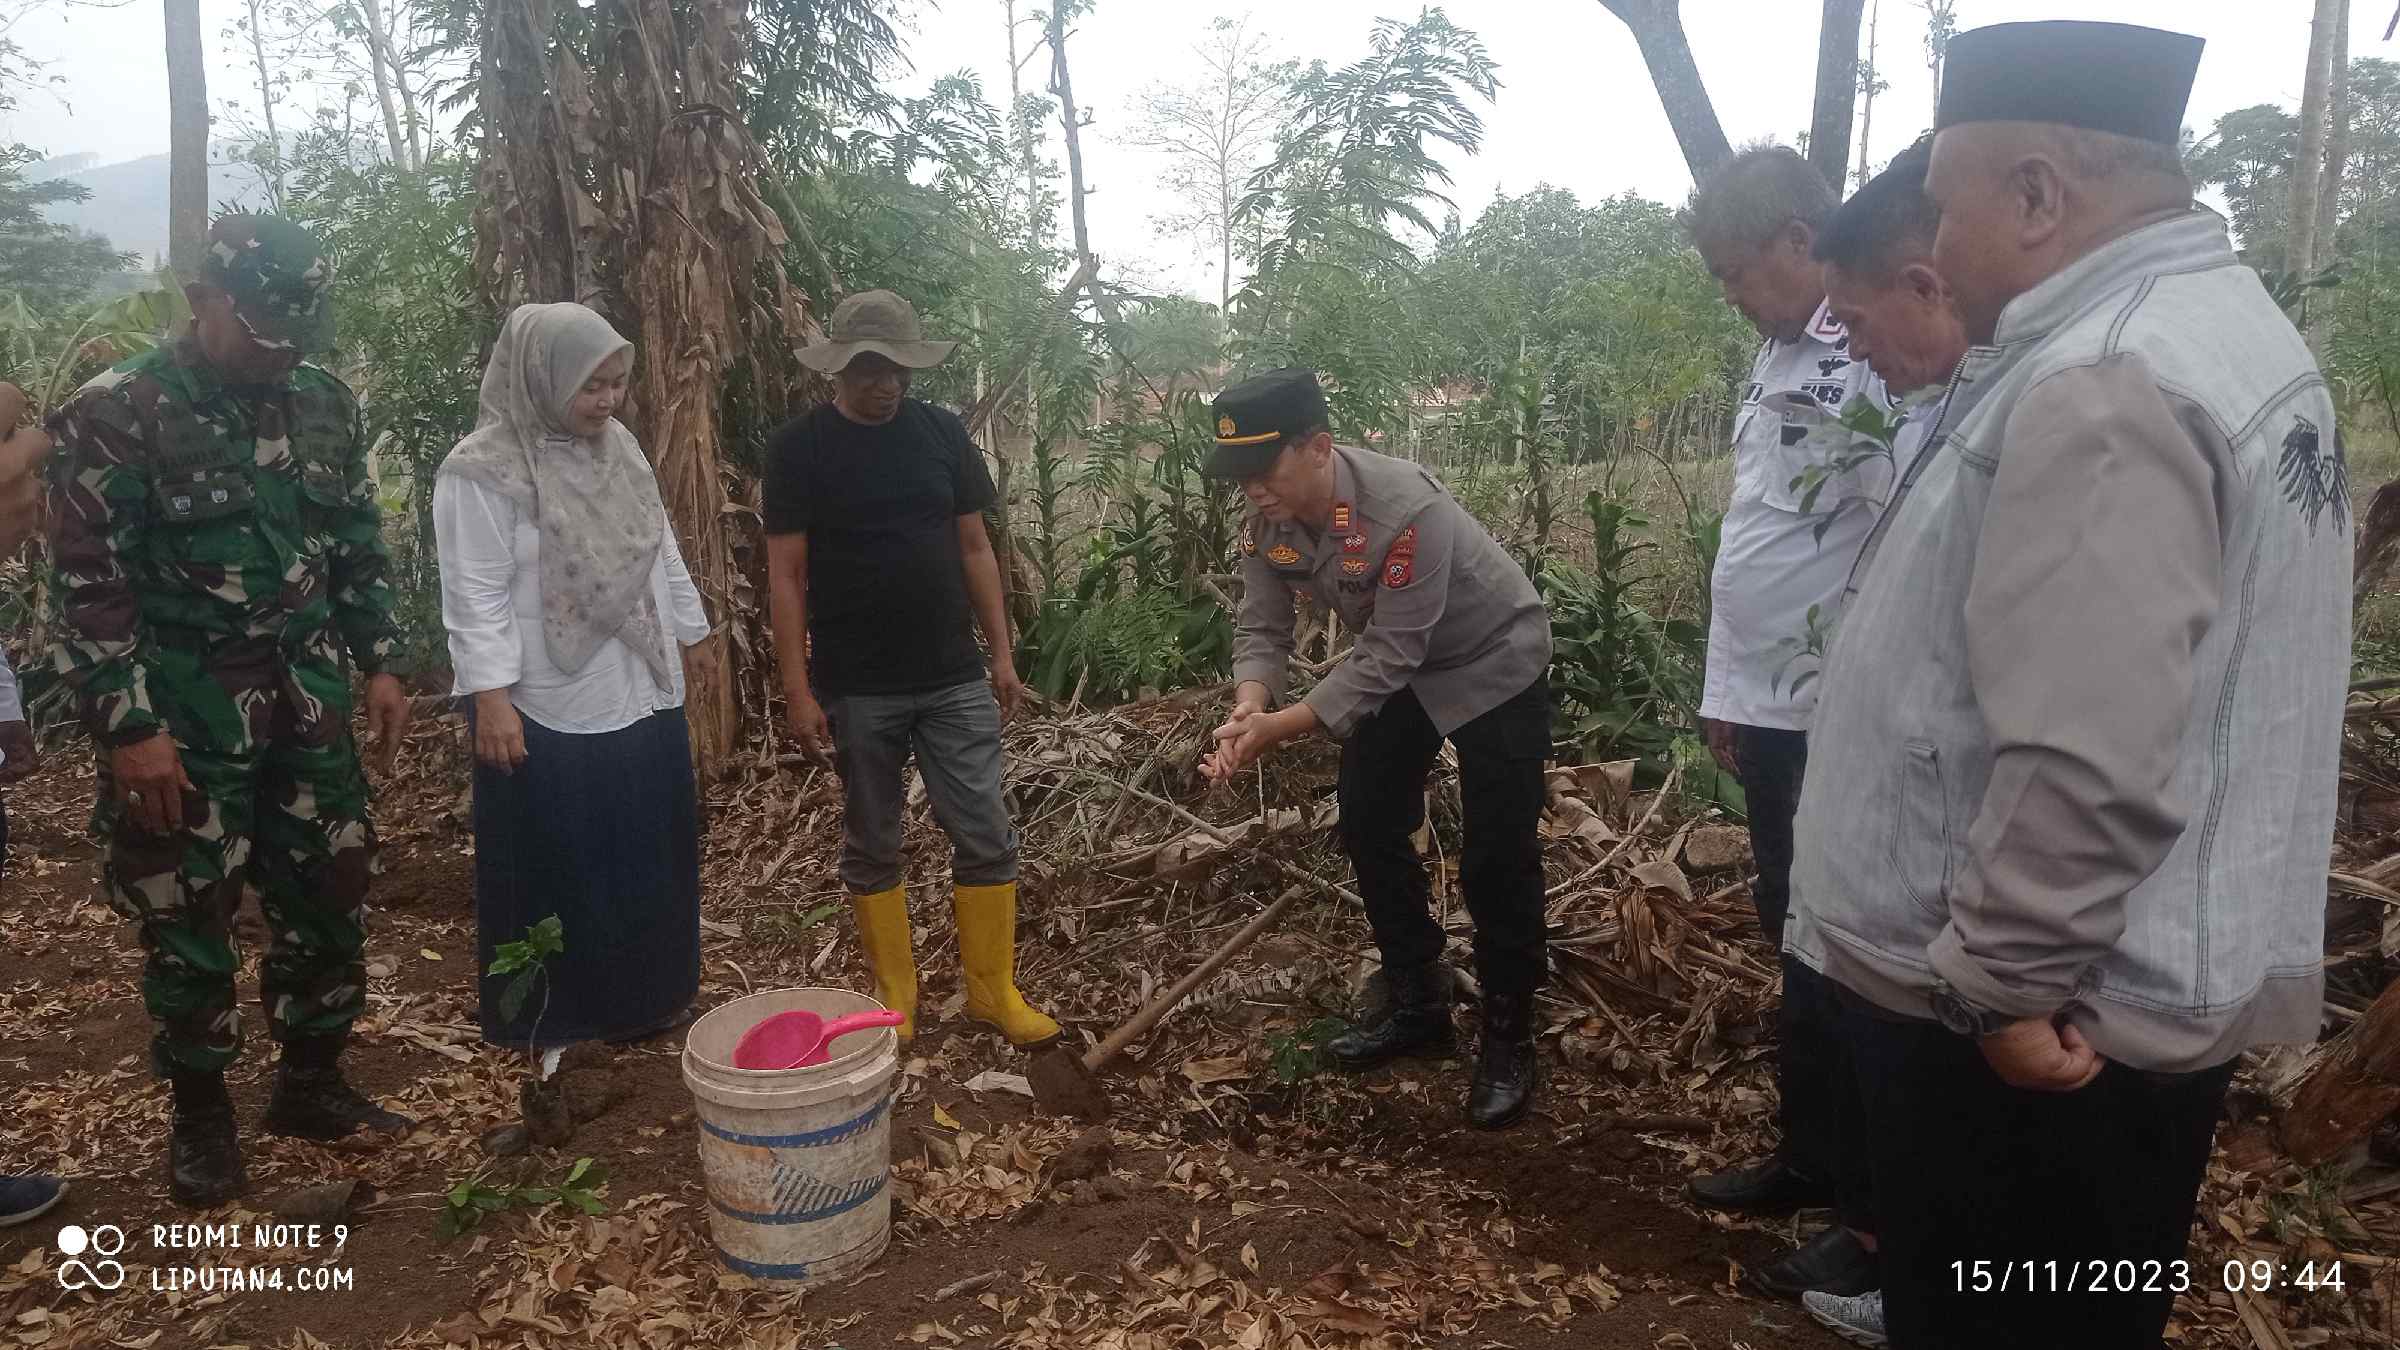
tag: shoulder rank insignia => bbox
[1342,532,1367,554]
[1266,544,1303,566]
[1330,502,1352,532]
[1340,557,1370,577]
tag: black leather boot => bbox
[167,1071,246,1208]
[263,1034,416,1142]
[1328,964,1454,1069]
[1464,991,1537,1129]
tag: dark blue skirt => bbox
[472,705,702,1048]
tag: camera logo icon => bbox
[55,1224,127,1292]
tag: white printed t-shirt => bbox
[1700,301,1896,731]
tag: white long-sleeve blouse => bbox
[433,472,712,735]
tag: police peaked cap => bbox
[1936,20,2202,146]
[1206,368,1330,479]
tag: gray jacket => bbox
[1233,445,1550,737]
[1787,212,2351,1071]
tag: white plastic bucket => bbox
[682,987,899,1288]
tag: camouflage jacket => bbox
[45,335,403,753]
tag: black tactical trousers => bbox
[1336,680,1550,999]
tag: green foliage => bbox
[1541,496,1701,757]
[487,916,565,1028]
[2331,251,2400,434]
[2188,103,2298,266]
[437,1157,608,1240]
[1232,7,1500,439]
[1265,1017,1347,1083]
[0,145,137,317]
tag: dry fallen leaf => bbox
[419,947,443,961]
[932,1103,962,1130]
[1180,1056,1250,1085]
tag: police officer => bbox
[1200,368,1552,1129]
[47,215,415,1208]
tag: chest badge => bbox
[1342,532,1367,554]
[1340,557,1370,577]
[1265,544,1303,566]
[1330,502,1352,532]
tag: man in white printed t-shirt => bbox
[1678,146,1895,1271]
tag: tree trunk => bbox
[1808,0,1866,193]
[476,0,583,307]
[1597,0,1731,183]
[1049,8,1089,265]
[2310,0,2352,350]
[1853,0,1880,189]
[357,0,412,170]
[246,0,287,211]
[2287,0,2342,301]
[476,0,807,776]
[165,0,208,280]
[2283,972,2400,1165]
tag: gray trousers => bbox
[829,679,1018,894]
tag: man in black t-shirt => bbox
[764,289,1057,1048]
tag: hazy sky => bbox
[5,1,2393,298]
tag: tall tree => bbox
[235,0,290,211]
[165,0,209,280]
[1125,17,1297,316]
[477,0,807,771]
[1853,0,1886,189]
[2287,0,2344,314]
[2189,104,2300,264]
[0,147,138,314]
[1045,2,1098,276]
[1807,0,1866,191]
[1595,0,1730,181]
[1919,0,1957,112]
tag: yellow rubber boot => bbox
[953,882,1060,1047]
[849,886,918,1041]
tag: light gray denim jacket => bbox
[1786,211,2351,1071]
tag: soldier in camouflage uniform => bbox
[45,215,416,1208]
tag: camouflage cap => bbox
[201,214,336,353]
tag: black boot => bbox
[1686,1154,1832,1216]
[166,1071,246,1209]
[263,1034,416,1142]
[1464,991,1537,1130]
[1328,964,1454,1070]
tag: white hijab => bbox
[439,302,674,686]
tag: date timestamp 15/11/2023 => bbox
[1950,1260,2346,1294]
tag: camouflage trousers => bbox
[96,734,376,1076]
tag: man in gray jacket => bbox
[1786,21,2350,1349]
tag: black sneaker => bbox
[1685,1154,1831,1217]
[1751,1225,1878,1300]
[0,1176,66,1228]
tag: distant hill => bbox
[31,150,272,267]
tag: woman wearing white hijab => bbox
[435,303,711,1047]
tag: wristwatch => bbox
[1930,982,2012,1038]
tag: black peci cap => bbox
[1936,20,2202,146]
[1206,368,1329,479]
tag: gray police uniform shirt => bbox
[1232,444,1551,738]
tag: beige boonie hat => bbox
[798,290,958,374]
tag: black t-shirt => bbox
[762,399,997,698]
